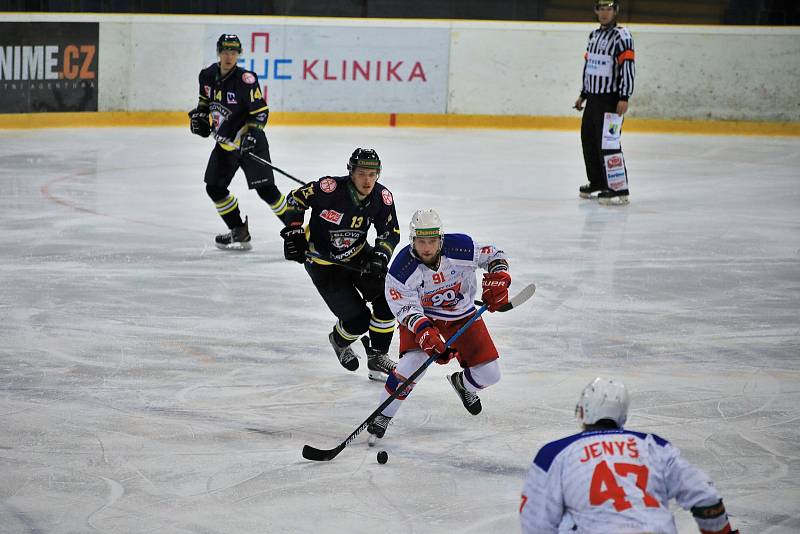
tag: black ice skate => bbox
[215,216,252,250]
[598,189,630,205]
[328,332,359,371]
[579,183,603,199]
[367,414,392,439]
[447,372,482,415]
[361,337,396,381]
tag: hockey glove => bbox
[188,108,211,138]
[481,271,512,312]
[413,318,455,360]
[435,346,459,365]
[365,248,389,279]
[280,224,308,263]
[239,128,264,156]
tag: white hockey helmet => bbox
[409,209,444,245]
[575,377,630,428]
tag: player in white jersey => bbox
[520,378,739,534]
[366,209,513,439]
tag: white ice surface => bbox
[0,126,798,534]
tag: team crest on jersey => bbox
[319,209,343,225]
[242,72,256,84]
[381,189,393,206]
[320,178,337,193]
[203,85,211,98]
[330,230,363,251]
[226,92,237,104]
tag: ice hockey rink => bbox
[1,125,798,533]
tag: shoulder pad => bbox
[617,27,632,39]
[240,70,259,85]
[388,245,419,283]
[533,432,586,472]
[441,234,474,261]
[373,183,394,206]
[316,176,340,194]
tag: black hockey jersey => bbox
[287,176,401,264]
[196,64,268,150]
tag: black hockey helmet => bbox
[347,148,381,174]
[595,0,619,9]
[217,34,243,54]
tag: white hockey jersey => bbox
[520,429,727,534]
[385,234,507,325]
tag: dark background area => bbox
[2,0,798,25]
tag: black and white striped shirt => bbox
[580,24,635,100]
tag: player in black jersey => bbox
[188,34,290,250]
[280,149,401,381]
[573,0,635,205]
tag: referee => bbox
[574,0,635,205]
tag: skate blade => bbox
[367,369,388,381]
[579,192,598,199]
[215,242,253,251]
[368,434,378,447]
[598,196,629,206]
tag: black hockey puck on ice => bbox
[376,450,388,464]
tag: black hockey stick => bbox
[213,135,308,186]
[301,282,536,462]
[304,251,369,274]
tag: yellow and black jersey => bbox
[197,64,268,149]
[287,176,401,264]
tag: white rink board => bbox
[4,13,799,121]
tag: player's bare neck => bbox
[423,256,441,270]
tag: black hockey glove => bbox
[364,248,389,279]
[239,128,264,156]
[188,108,211,138]
[280,224,308,263]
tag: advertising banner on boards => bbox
[202,24,449,113]
[0,22,99,113]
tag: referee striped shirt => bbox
[580,24,635,100]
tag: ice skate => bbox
[215,216,252,250]
[447,372,482,415]
[579,183,603,199]
[367,414,392,439]
[328,332,359,371]
[361,337,396,381]
[598,189,629,205]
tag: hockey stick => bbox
[304,251,369,274]
[301,282,536,462]
[213,134,307,186]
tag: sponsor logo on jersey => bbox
[607,155,623,169]
[319,177,337,193]
[421,282,464,309]
[242,72,256,84]
[381,189,393,206]
[226,91,237,104]
[319,209,343,225]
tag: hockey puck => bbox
[376,450,388,464]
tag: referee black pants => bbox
[581,93,627,191]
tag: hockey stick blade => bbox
[473,282,536,312]
[301,283,535,462]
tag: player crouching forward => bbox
[366,209,512,439]
[520,378,739,534]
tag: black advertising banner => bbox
[0,22,99,113]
